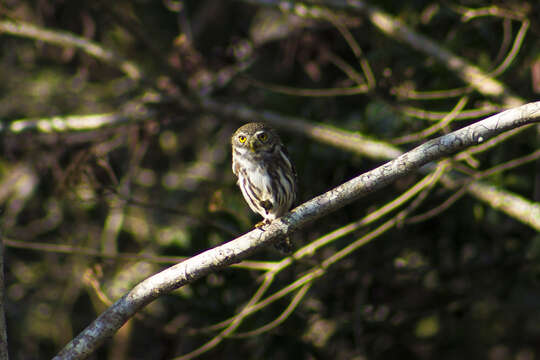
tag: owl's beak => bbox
[249,139,257,152]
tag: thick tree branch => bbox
[54,102,540,359]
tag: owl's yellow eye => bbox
[258,133,268,142]
[238,135,247,143]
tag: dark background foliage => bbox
[0,0,539,359]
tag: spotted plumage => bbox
[231,122,297,252]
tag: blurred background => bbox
[0,0,539,359]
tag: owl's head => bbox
[231,122,281,154]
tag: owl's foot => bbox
[255,219,272,229]
[254,219,294,254]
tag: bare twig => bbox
[233,282,312,338]
[405,185,469,225]
[392,96,469,144]
[400,104,499,121]
[175,275,275,360]
[322,11,375,89]
[488,19,529,78]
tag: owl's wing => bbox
[278,144,298,208]
[231,155,239,177]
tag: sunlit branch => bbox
[466,182,540,231]
[323,11,375,89]
[488,19,529,78]
[233,282,312,338]
[0,105,154,134]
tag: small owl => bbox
[231,122,297,252]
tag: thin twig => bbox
[400,104,499,121]
[233,282,312,338]
[393,96,469,144]
[175,275,275,360]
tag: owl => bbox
[231,122,297,252]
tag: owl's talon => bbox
[255,219,271,229]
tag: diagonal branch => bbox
[54,102,540,359]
